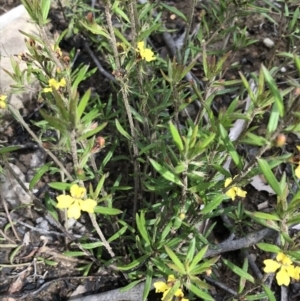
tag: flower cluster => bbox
[136,41,156,62]
[224,177,247,200]
[154,275,188,301]
[56,184,97,219]
[263,252,300,286]
[43,78,66,93]
[0,95,7,109]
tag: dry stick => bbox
[0,188,20,241]
[8,104,73,182]
[83,41,119,84]
[203,275,238,296]
[204,228,276,258]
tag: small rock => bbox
[263,38,274,48]
[280,67,287,73]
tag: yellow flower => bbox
[263,252,299,286]
[43,78,66,92]
[295,164,300,179]
[56,184,97,219]
[224,177,247,200]
[153,275,188,301]
[0,95,7,109]
[137,41,156,62]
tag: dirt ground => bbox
[0,0,300,300]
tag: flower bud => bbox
[275,134,286,147]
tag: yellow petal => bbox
[153,281,168,293]
[0,100,6,109]
[225,187,236,200]
[276,252,292,265]
[137,41,145,52]
[174,288,184,297]
[235,187,247,198]
[48,78,59,89]
[167,275,176,282]
[143,48,155,62]
[263,259,281,273]
[224,177,233,187]
[276,267,290,286]
[286,265,299,280]
[70,184,86,199]
[295,165,300,179]
[59,78,66,87]
[182,299,189,301]
[43,87,52,93]
[79,199,97,213]
[0,95,7,101]
[67,201,81,219]
[56,195,74,209]
[297,146,300,152]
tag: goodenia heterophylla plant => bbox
[4,0,300,300]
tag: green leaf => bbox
[143,268,153,301]
[94,206,122,215]
[10,245,23,264]
[267,102,280,133]
[136,212,151,245]
[256,243,281,253]
[108,225,128,243]
[239,258,248,294]
[189,283,214,301]
[219,124,242,169]
[0,146,22,154]
[160,2,187,21]
[261,285,276,301]
[223,258,255,283]
[77,88,91,121]
[149,159,183,186]
[52,88,69,122]
[41,0,51,22]
[186,238,196,265]
[80,20,110,39]
[80,242,104,249]
[117,254,149,271]
[39,110,69,132]
[189,245,209,271]
[201,195,224,215]
[257,158,282,196]
[169,121,184,152]
[29,162,52,190]
[48,182,72,190]
[115,119,131,140]
[45,193,58,221]
[248,211,280,221]
[63,251,86,257]
[77,123,107,141]
[165,245,185,272]
[38,257,58,266]
[262,65,284,117]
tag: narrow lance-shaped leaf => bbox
[257,158,282,196]
[149,159,183,186]
[223,258,255,283]
[169,121,184,152]
[262,65,284,117]
[136,213,151,245]
[165,245,185,272]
